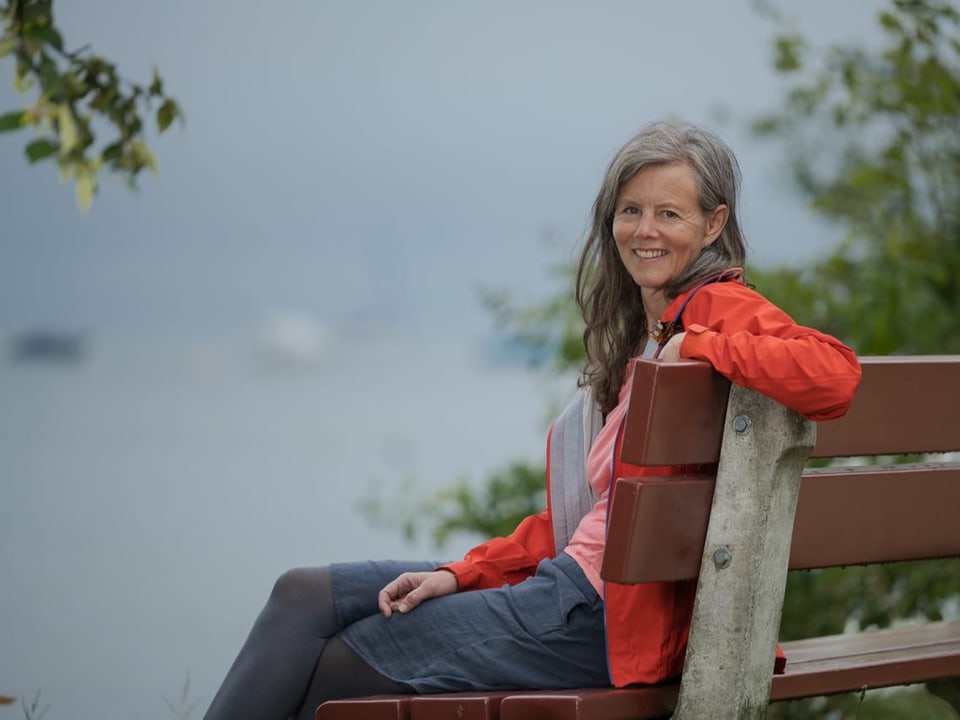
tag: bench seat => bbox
[319,622,960,720]
[772,619,960,701]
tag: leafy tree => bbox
[749,1,960,715]
[370,0,960,715]
[751,0,960,356]
[0,0,182,211]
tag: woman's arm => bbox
[438,509,555,590]
[672,282,862,421]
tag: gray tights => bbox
[203,567,407,720]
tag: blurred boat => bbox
[9,331,86,364]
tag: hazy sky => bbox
[1,0,888,343]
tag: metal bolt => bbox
[732,415,751,434]
[713,547,732,570]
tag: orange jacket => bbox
[442,274,862,687]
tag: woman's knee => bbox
[270,566,333,610]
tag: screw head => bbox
[713,547,732,569]
[733,415,751,434]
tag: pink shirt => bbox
[562,359,639,595]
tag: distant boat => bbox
[10,331,86,364]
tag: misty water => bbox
[0,329,570,719]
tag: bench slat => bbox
[601,475,714,584]
[620,360,729,467]
[499,686,678,720]
[409,692,507,720]
[772,620,960,701]
[814,356,960,458]
[316,696,409,720]
[602,464,960,584]
[619,356,960,467]
[790,465,960,569]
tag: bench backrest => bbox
[603,356,960,584]
[601,355,960,719]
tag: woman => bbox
[203,121,861,720]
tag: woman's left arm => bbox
[675,283,862,421]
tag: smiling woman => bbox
[201,120,862,720]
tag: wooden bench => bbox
[318,355,960,719]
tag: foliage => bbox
[752,2,960,712]
[750,0,960,355]
[359,463,546,549]
[0,0,182,211]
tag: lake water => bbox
[0,330,570,719]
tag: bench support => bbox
[674,385,815,719]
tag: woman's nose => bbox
[633,213,657,237]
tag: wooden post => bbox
[673,385,816,720]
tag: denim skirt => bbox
[331,552,609,693]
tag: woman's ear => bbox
[704,204,729,246]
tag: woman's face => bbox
[612,162,727,316]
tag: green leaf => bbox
[878,11,903,33]
[131,139,158,174]
[0,35,16,58]
[156,98,179,132]
[0,110,27,132]
[774,35,804,73]
[57,104,79,151]
[149,69,163,96]
[24,138,58,162]
[75,171,95,213]
[101,140,123,162]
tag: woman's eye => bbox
[662,209,678,219]
[621,206,639,215]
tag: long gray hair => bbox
[575,121,749,413]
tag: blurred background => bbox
[1,1,929,718]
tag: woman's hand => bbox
[378,570,458,617]
[658,331,686,361]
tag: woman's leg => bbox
[203,567,341,720]
[294,637,407,720]
[204,561,436,720]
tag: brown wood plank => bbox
[771,620,960,701]
[601,476,714,584]
[619,360,729,467]
[790,465,960,569]
[619,356,960,467]
[499,686,677,720]
[316,696,409,720]
[813,356,960,458]
[410,692,507,720]
[602,465,960,584]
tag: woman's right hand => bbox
[658,331,686,361]
[378,570,458,617]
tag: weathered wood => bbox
[672,385,816,720]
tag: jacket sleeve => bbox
[438,509,556,590]
[678,282,862,421]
